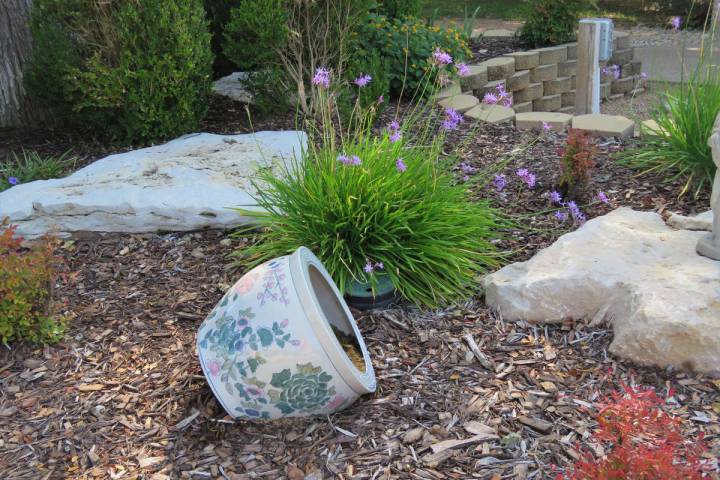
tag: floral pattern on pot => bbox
[268,363,336,414]
[258,259,290,306]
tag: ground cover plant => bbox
[26,0,213,144]
[0,224,67,343]
[0,150,76,191]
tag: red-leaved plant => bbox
[558,385,709,480]
[557,128,597,199]
[0,222,67,343]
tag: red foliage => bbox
[557,128,597,197]
[559,385,709,480]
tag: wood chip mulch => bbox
[1,116,719,479]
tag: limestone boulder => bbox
[483,208,720,374]
[212,72,253,103]
[0,131,307,239]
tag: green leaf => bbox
[257,327,273,347]
[270,369,291,388]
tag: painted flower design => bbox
[269,363,336,414]
[233,269,261,295]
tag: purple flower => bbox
[641,72,648,80]
[566,201,585,223]
[459,162,476,174]
[493,174,506,192]
[390,132,401,144]
[462,175,470,182]
[338,154,360,166]
[516,168,536,188]
[670,16,682,31]
[312,67,331,88]
[389,120,400,131]
[364,262,374,274]
[350,155,362,165]
[337,154,350,164]
[597,191,609,204]
[8,176,19,185]
[354,74,372,87]
[542,121,552,131]
[388,120,402,142]
[602,65,621,80]
[378,95,384,104]
[516,168,529,178]
[502,97,513,108]
[441,107,463,131]
[550,190,562,204]
[457,62,471,77]
[396,158,407,172]
[574,212,587,224]
[496,85,510,99]
[374,262,384,270]
[483,92,499,105]
[554,210,568,222]
[432,48,453,66]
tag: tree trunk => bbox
[0,0,44,127]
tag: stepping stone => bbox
[558,60,577,77]
[611,76,636,94]
[532,94,561,112]
[504,51,539,70]
[543,76,572,95]
[530,64,557,83]
[535,45,568,65]
[482,29,516,38]
[465,104,516,124]
[515,112,572,131]
[513,101,533,113]
[564,42,578,60]
[436,82,462,100]
[561,90,575,107]
[459,65,489,91]
[480,57,516,81]
[483,208,720,374]
[513,82,543,103]
[507,70,530,92]
[438,94,479,113]
[572,114,635,137]
[0,132,307,239]
[614,31,631,50]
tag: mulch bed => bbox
[1,47,718,479]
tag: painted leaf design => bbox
[270,369,291,388]
[257,327,274,347]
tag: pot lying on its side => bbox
[197,247,376,419]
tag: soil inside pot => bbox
[331,324,366,372]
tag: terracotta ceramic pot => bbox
[197,247,376,419]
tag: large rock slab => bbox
[483,208,720,374]
[0,131,307,239]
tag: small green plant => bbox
[356,15,471,96]
[0,224,68,344]
[26,0,213,143]
[372,0,423,19]
[622,69,720,197]
[557,129,597,198]
[519,0,590,47]
[233,60,504,308]
[1,150,76,191]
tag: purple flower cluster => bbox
[516,168,536,188]
[441,107,463,131]
[396,158,407,172]
[354,74,372,87]
[459,162,476,175]
[312,67,331,88]
[493,174,506,192]
[542,121,552,132]
[597,191,609,204]
[7,176,19,186]
[433,48,453,66]
[364,260,385,274]
[387,120,402,143]
[670,16,682,31]
[456,62,470,77]
[337,154,361,166]
[482,84,513,108]
[549,190,562,204]
[602,64,621,81]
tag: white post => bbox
[575,19,601,115]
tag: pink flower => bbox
[280,318,289,327]
[234,271,259,294]
[208,361,220,376]
[542,121,552,131]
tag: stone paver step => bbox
[465,104,516,124]
[571,114,635,138]
[438,94,479,113]
[515,112,572,131]
[459,65,489,91]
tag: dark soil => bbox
[470,37,523,63]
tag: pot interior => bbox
[308,265,367,373]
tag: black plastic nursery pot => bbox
[344,274,399,310]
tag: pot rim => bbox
[289,247,377,395]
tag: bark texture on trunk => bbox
[0,0,43,127]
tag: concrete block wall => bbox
[469,32,642,115]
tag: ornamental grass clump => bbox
[234,60,504,308]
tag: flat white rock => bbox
[212,72,253,103]
[483,208,720,373]
[0,131,306,238]
[665,210,713,231]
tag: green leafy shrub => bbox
[519,0,588,47]
[233,66,503,308]
[1,150,76,192]
[26,0,213,144]
[622,69,720,197]
[223,0,368,115]
[356,15,471,97]
[373,0,423,19]
[0,224,67,343]
[337,50,391,124]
